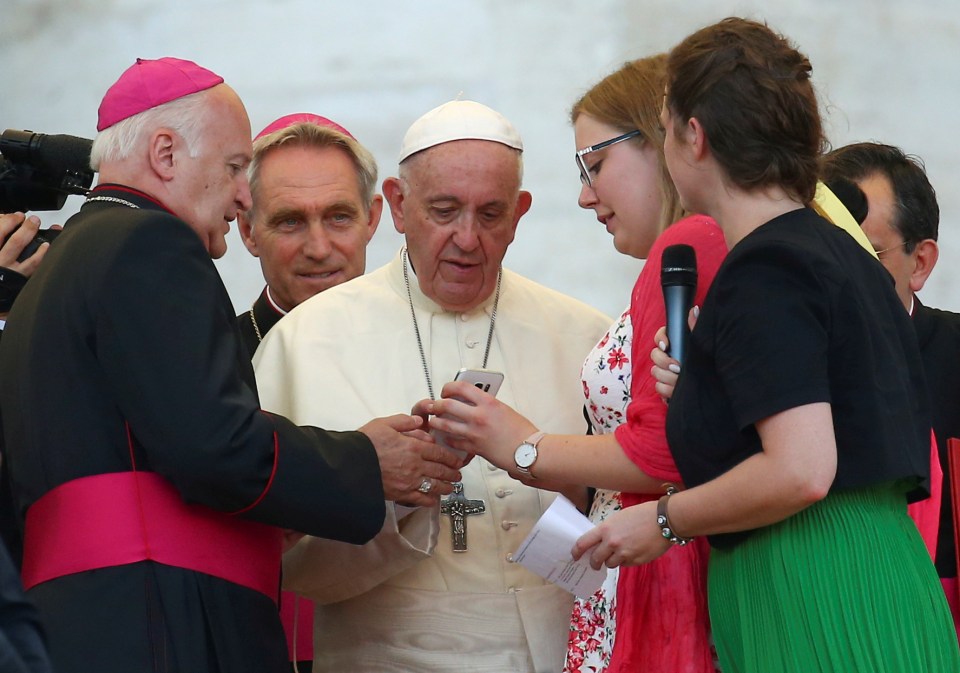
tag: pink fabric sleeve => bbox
[614,215,728,503]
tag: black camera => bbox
[0,129,93,309]
[0,129,94,214]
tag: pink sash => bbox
[22,471,282,601]
[280,591,315,662]
[942,578,960,639]
[907,430,942,559]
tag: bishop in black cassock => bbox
[0,183,385,672]
[0,57,388,673]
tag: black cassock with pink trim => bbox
[0,185,384,673]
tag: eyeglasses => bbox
[575,130,643,187]
[874,242,907,258]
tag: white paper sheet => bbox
[513,495,607,598]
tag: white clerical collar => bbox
[908,295,915,317]
[0,318,5,331]
[265,286,288,316]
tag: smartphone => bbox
[433,369,505,459]
[453,368,504,397]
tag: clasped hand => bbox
[412,381,536,477]
[358,414,463,507]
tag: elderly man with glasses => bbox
[823,142,960,631]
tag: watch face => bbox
[515,442,537,469]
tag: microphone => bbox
[661,243,698,366]
[0,130,92,174]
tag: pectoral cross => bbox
[440,482,485,552]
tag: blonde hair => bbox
[570,55,683,234]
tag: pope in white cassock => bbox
[253,100,611,673]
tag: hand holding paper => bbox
[513,495,607,598]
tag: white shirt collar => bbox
[265,286,288,316]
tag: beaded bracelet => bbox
[656,484,693,546]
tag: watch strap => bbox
[515,431,546,475]
[524,431,546,449]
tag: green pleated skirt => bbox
[708,484,960,673]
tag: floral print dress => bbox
[563,307,632,673]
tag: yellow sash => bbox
[811,181,878,259]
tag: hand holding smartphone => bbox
[433,368,504,459]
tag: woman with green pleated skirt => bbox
[571,16,960,673]
[709,484,957,671]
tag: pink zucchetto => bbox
[97,57,224,131]
[254,113,355,141]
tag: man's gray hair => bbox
[246,123,379,219]
[90,89,212,170]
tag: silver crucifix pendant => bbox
[440,482,485,552]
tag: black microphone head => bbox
[0,130,93,175]
[661,243,697,287]
[33,134,94,174]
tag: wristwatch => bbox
[514,431,546,476]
